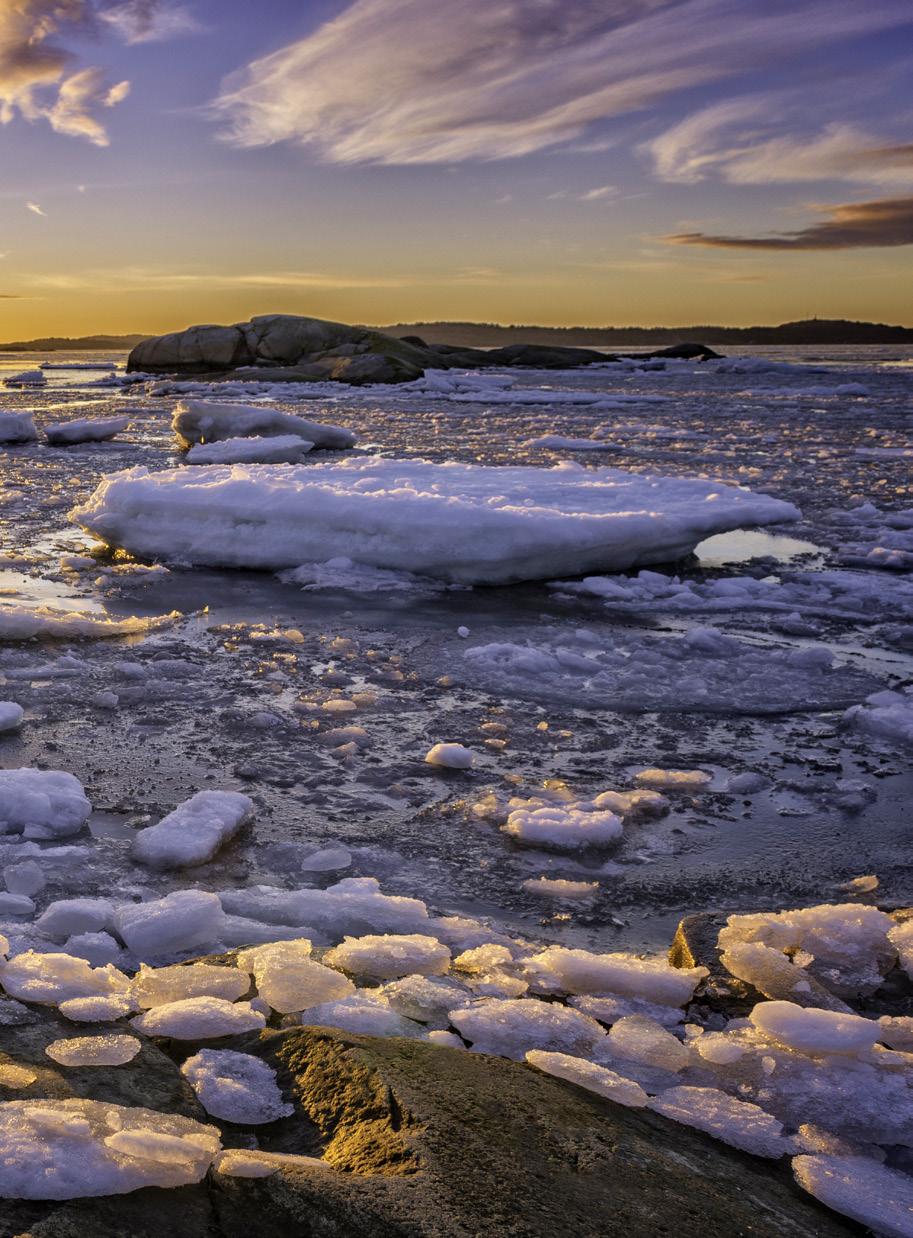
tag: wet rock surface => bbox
[0,1023,863,1238]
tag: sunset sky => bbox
[2,0,913,337]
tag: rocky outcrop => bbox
[128,316,431,385]
[127,314,721,384]
[2,1021,860,1238]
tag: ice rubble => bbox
[0,1100,220,1199]
[325,933,451,980]
[71,457,799,585]
[114,890,225,957]
[45,416,130,446]
[130,790,254,869]
[845,688,913,746]
[132,962,250,1008]
[172,400,355,450]
[0,769,91,839]
[181,1050,293,1123]
[650,1087,790,1158]
[185,434,314,464]
[0,411,37,442]
[4,369,45,387]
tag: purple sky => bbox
[2,0,913,334]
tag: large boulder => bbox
[128,315,430,385]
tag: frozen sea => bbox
[1,343,912,955]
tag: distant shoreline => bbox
[1,317,912,352]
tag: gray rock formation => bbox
[127,314,721,385]
[0,1020,861,1238]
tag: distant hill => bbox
[376,318,913,347]
[0,334,149,352]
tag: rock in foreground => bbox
[0,1025,860,1237]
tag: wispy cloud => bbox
[211,0,913,164]
[0,1,195,144]
[646,99,913,186]
[24,267,415,292]
[666,195,913,249]
[99,0,202,44]
[579,185,617,201]
[26,201,47,217]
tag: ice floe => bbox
[71,457,799,584]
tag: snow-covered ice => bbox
[236,939,354,1013]
[525,1049,648,1106]
[0,701,24,732]
[325,933,451,980]
[71,457,799,584]
[650,1087,789,1158]
[113,890,225,957]
[425,742,474,769]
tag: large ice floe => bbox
[71,457,799,585]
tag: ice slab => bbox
[130,790,253,870]
[0,1099,220,1199]
[172,400,355,449]
[71,457,800,585]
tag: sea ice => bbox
[0,1099,220,1199]
[131,962,251,1008]
[181,1050,294,1124]
[45,1035,141,1066]
[236,939,353,1013]
[36,899,115,941]
[793,1155,913,1237]
[58,994,137,1022]
[717,904,895,997]
[530,945,707,1006]
[0,769,91,838]
[214,1149,328,1177]
[114,890,226,958]
[0,411,37,442]
[45,416,130,445]
[525,1050,648,1106]
[0,605,178,641]
[132,996,266,1039]
[503,796,622,850]
[185,434,314,465]
[0,952,129,1004]
[845,688,913,746]
[71,457,799,585]
[130,790,253,869]
[172,400,355,449]
[449,997,607,1060]
[650,1087,789,1158]
[325,933,451,980]
[0,701,24,732]
[296,993,423,1038]
[425,742,474,769]
[748,1001,881,1056]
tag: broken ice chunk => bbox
[181,1050,293,1124]
[130,791,254,870]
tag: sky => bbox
[1,0,913,336]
